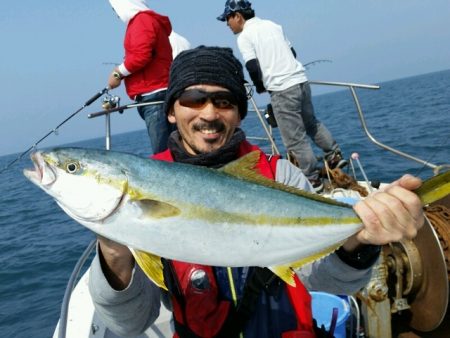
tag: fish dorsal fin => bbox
[269,242,344,286]
[220,151,351,208]
[135,199,181,219]
[219,150,264,180]
[130,248,168,290]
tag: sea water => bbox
[0,70,449,337]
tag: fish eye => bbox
[66,162,79,174]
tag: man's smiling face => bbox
[168,84,241,155]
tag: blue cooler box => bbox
[311,292,350,338]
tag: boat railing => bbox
[248,80,445,174]
[57,79,447,338]
[245,84,282,155]
[89,80,446,173]
[309,80,446,174]
[57,240,96,338]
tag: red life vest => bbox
[152,141,315,338]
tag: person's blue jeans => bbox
[137,90,176,154]
[270,82,337,178]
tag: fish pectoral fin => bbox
[130,248,167,291]
[135,199,181,219]
[270,242,344,287]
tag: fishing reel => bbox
[102,93,121,111]
[264,103,278,128]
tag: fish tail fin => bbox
[415,170,450,205]
[130,248,167,291]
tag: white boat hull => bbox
[53,269,174,338]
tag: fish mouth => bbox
[23,152,56,188]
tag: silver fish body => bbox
[24,147,362,268]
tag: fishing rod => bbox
[0,87,109,174]
[87,100,164,119]
[303,59,332,70]
[87,96,163,150]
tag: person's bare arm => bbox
[97,236,135,290]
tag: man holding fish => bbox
[84,46,424,337]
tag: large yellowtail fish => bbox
[23,148,449,289]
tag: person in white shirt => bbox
[217,0,347,192]
[169,31,191,59]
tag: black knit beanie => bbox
[164,46,248,119]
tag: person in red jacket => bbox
[107,0,175,153]
[89,46,424,338]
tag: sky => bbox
[1,0,449,157]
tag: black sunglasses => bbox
[177,89,238,109]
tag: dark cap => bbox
[164,46,248,119]
[217,0,252,21]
